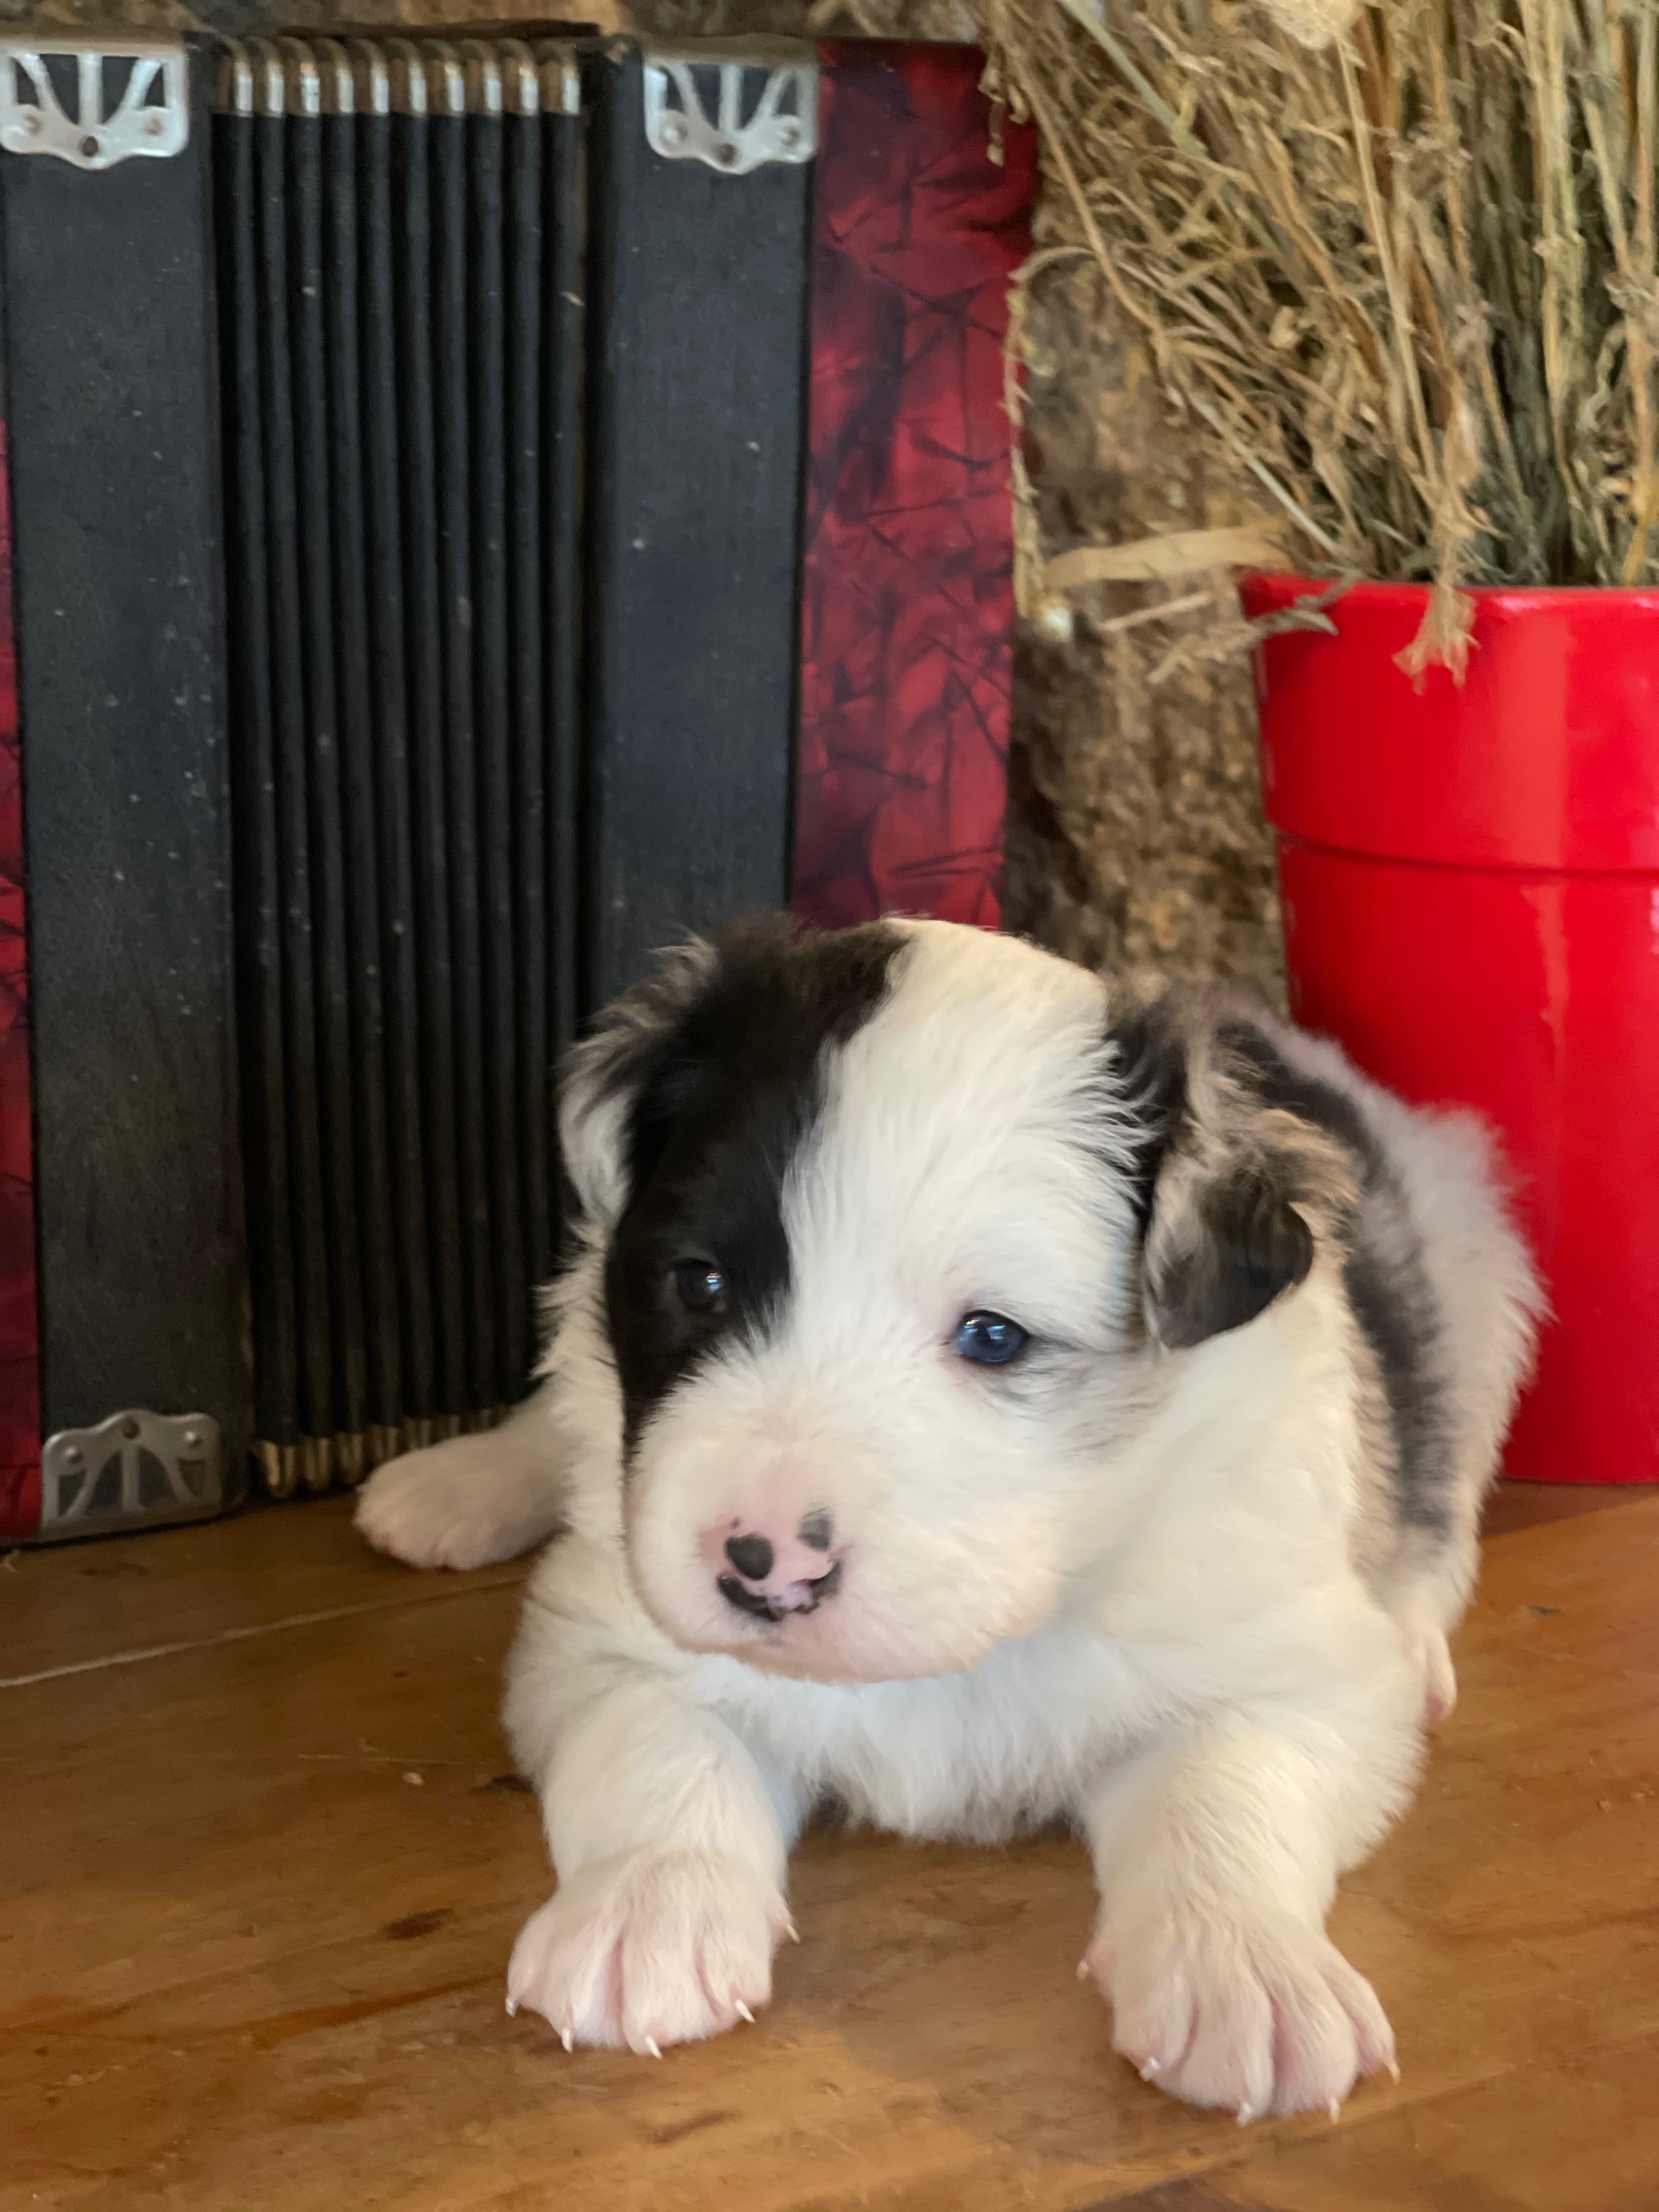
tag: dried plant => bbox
[978,0,1659,667]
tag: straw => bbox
[979,0,1659,667]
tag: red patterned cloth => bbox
[793,43,1035,930]
[0,424,40,1539]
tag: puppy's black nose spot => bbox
[798,1509,833,1553]
[724,1532,774,1581]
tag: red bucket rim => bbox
[1240,569,1659,614]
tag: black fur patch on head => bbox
[1216,1017,1453,1534]
[1106,1001,1189,1238]
[600,915,904,1457]
[1108,999,1314,1345]
[1216,1019,1384,1176]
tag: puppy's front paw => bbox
[1086,1904,1396,2121]
[354,1436,558,1570]
[507,1850,787,2054]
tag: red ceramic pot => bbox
[1242,572,1659,1485]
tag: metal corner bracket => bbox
[642,46,815,176]
[0,38,189,171]
[38,1409,224,1542]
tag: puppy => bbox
[356,915,1539,2119]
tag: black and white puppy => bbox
[356,914,1539,2119]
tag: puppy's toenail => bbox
[735,2000,755,2023]
[1140,2055,1161,2075]
[644,2038,663,2059]
[560,2027,573,2052]
[1076,1959,1090,1982]
[505,1997,517,2017]
[1328,2097,1342,2120]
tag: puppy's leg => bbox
[502,1548,799,2053]
[354,1385,568,1569]
[1385,1551,1465,1728]
[1382,1498,1486,1728]
[1080,1703,1419,2121]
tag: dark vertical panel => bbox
[217,100,299,1460]
[289,94,368,1460]
[582,45,808,1009]
[358,93,435,1427]
[468,103,528,1405]
[1,49,249,1469]
[255,98,334,1445]
[324,93,403,1444]
[543,85,583,1084]
[212,37,600,1467]
[392,105,469,1417]
[431,99,492,1411]
[503,84,551,1331]
[0,307,42,1539]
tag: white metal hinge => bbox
[0,41,189,171]
[642,48,815,176]
[38,1409,224,1541]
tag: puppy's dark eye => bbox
[672,1260,727,1316]
[950,1310,1030,1367]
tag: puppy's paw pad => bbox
[354,1441,550,1571]
[506,1850,784,2054]
[1088,1906,1394,2120]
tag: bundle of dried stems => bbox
[979,0,1659,670]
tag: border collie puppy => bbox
[356,915,1538,2120]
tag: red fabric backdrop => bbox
[793,43,1035,930]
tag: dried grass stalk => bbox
[1044,520,1286,586]
[980,0,1659,665]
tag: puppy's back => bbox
[1247,1009,1542,1550]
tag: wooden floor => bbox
[5,1483,1658,2212]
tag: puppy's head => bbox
[562,917,1340,1683]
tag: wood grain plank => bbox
[2,1496,526,1684]
[5,1493,1656,2212]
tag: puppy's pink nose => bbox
[707,1510,840,1622]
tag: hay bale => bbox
[983,0,1659,629]
[1006,255,1282,995]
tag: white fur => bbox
[359,921,1538,2117]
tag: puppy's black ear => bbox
[1149,1161,1315,1348]
[558,938,719,1230]
[1109,995,1317,1349]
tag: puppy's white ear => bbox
[558,939,719,1232]
[1109,997,1325,1349]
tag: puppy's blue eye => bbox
[672,1261,726,1314]
[950,1310,1030,1367]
